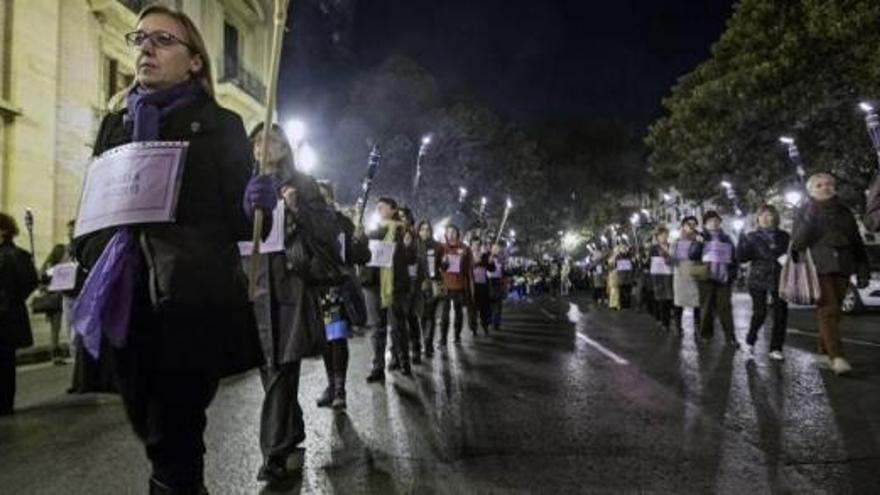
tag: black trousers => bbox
[371,300,410,371]
[673,306,701,332]
[259,362,304,460]
[112,308,219,492]
[619,285,633,309]
[473,283,491,332]
[440,290,467,340]
[654,299,673,329]
[0,345,16,413]
[746,289,788,351]
[421,291,440,350]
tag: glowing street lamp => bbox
[779,135,806,182]
[562,231,580,251]
[784,190,804,207]
[285,119,307,146]
[859,101,880,169]
[732,218,745,233]
[413,134,433,198]
[298,142,319,172]
[458,186,468,203]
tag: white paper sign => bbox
[702,241,733,264]
[238,200,285,255]
[367,240,396,268]
[408,264,418,278]
[47,262,78,292]
[446,253,462,274]
[427,251,436,278]
[75,141,188,237]
[650,256,672,275]
[616,259,633,271]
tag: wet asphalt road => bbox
[2,293,880,494]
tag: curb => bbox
[16,344,71,367]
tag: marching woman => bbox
[689,211,740,348]
[672,217,702,334]
[417,220,443,356]
[649,228,675,332]
[314,181,371,409]
[246,123,340,484]
[72,6,275,493]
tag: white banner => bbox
[702,241,733,264]
[239,200,285,255]
[367,240,396,268]
[47,262,78,292]
[446,253,462,274]
[616,259,633,271]
[75,141,188,237]
[649,256,672,275]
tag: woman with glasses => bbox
[73,6,276,494]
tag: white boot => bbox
[832,357,852,376]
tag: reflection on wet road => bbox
[2,294,880,493]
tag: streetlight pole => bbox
[412,135,431,203]
[859,102,880,170]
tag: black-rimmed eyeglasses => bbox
[124,30,192,51]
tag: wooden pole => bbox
[249,0,290,298]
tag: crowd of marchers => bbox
[584,172,880,377]
[0,6,515,494]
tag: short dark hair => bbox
[702,210,722,224]
[0,213,20,241]
[377,196,398,210]
[680,216,698,226]
[756,204,780,227]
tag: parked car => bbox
[842,243,880,314]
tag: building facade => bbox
[0,0,272,262]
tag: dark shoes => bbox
[388,360,401,372]
[316,387,333,408]
[257,450,304,485]
[366,370,385,383]
[149,477,209,495]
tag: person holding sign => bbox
[688,211,740,348]
[0,213,39,416]
[246,124,343,484]
[486,243,507,331]
[672,217,701,334]
[737,205,790,361]
[364,197,417,383]
[648,228,675,332]
[439,225,473,343]
[417,220,443,357]
[397,208,426,364]
[71,7,275,493]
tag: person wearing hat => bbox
[688,211,740,348]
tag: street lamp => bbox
[458,186,468,204]
[413,134,432,199]
[784,190,803,207]
[285,119,307,146]
[779,135,806,182]
[732,218,745,233]
[298,142,318,172]
[859,102,880,169]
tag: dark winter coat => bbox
[737,228,790,292]
[0,241,39,349]
[648,244,674,301]
[358,222,417,297]
[72,97,263,378]
[791,198,869,279]
[865,175,880,232]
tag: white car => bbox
[841,244,880,314]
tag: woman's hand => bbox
[281,185,298,213]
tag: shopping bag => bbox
[779,248,821,306]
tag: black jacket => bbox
[737,228,790,291]
[0,242,39,348]
[358,222,417,296]
[72,97,262,378]
[791,198,869,279]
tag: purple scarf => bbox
[73,80,203,357]
[124,79,205,141]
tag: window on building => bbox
[105,57,133,101]
[224,21,240,80]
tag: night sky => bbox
[280,0,736,134]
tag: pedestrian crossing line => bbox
[576,332,630,366]
[788,328,880,349]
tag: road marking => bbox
[788,328,880,349]
[576,333,630,365]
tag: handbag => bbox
[779,248,821,305]
[31,290,63,314]
[688,263,710,282]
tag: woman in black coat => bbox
[0,213,39,416]
[71,7,274,494]
[737,205,790,360]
